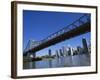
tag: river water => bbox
[23,54,90,69]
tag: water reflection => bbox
[23,54,90,69]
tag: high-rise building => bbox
[59,49,63,56]
[68,47,71,56]
[77,46,83,54]
[48,49,52,57]
[72,47,77,55]
[62,46,65,56]
[65,47,69,56]
[62,46,67,56]
[55,50,59,58]
[82,38,88,53]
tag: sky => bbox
[23,10,90,56]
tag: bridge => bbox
[23,14,90,56]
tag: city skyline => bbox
[36,36,90,57]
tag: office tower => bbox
[68,47,71,56]
[56,50,59,58]
[77,46,82,54]
[70,47,74,56]
[65,47,69,56]
[82,38,88,53]
[62,46,65,56]
[48,49,52,57]
[59,49,63,56]
[73,48,78,56]
[62,46,67,56]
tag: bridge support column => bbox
[27,52,36,58]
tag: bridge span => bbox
[24,14,90,55]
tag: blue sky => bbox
[23,10,90,56]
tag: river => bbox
[23,54,90,69]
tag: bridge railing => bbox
[24,14,90,52]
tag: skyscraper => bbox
[59,49,63,56]
[65,46,69,56]
[68,47,71,56]
[55,50,59,58]
[62,46,67,56]
[77,46,83,54]
[82,38,88,53]
[48,49,52,57]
